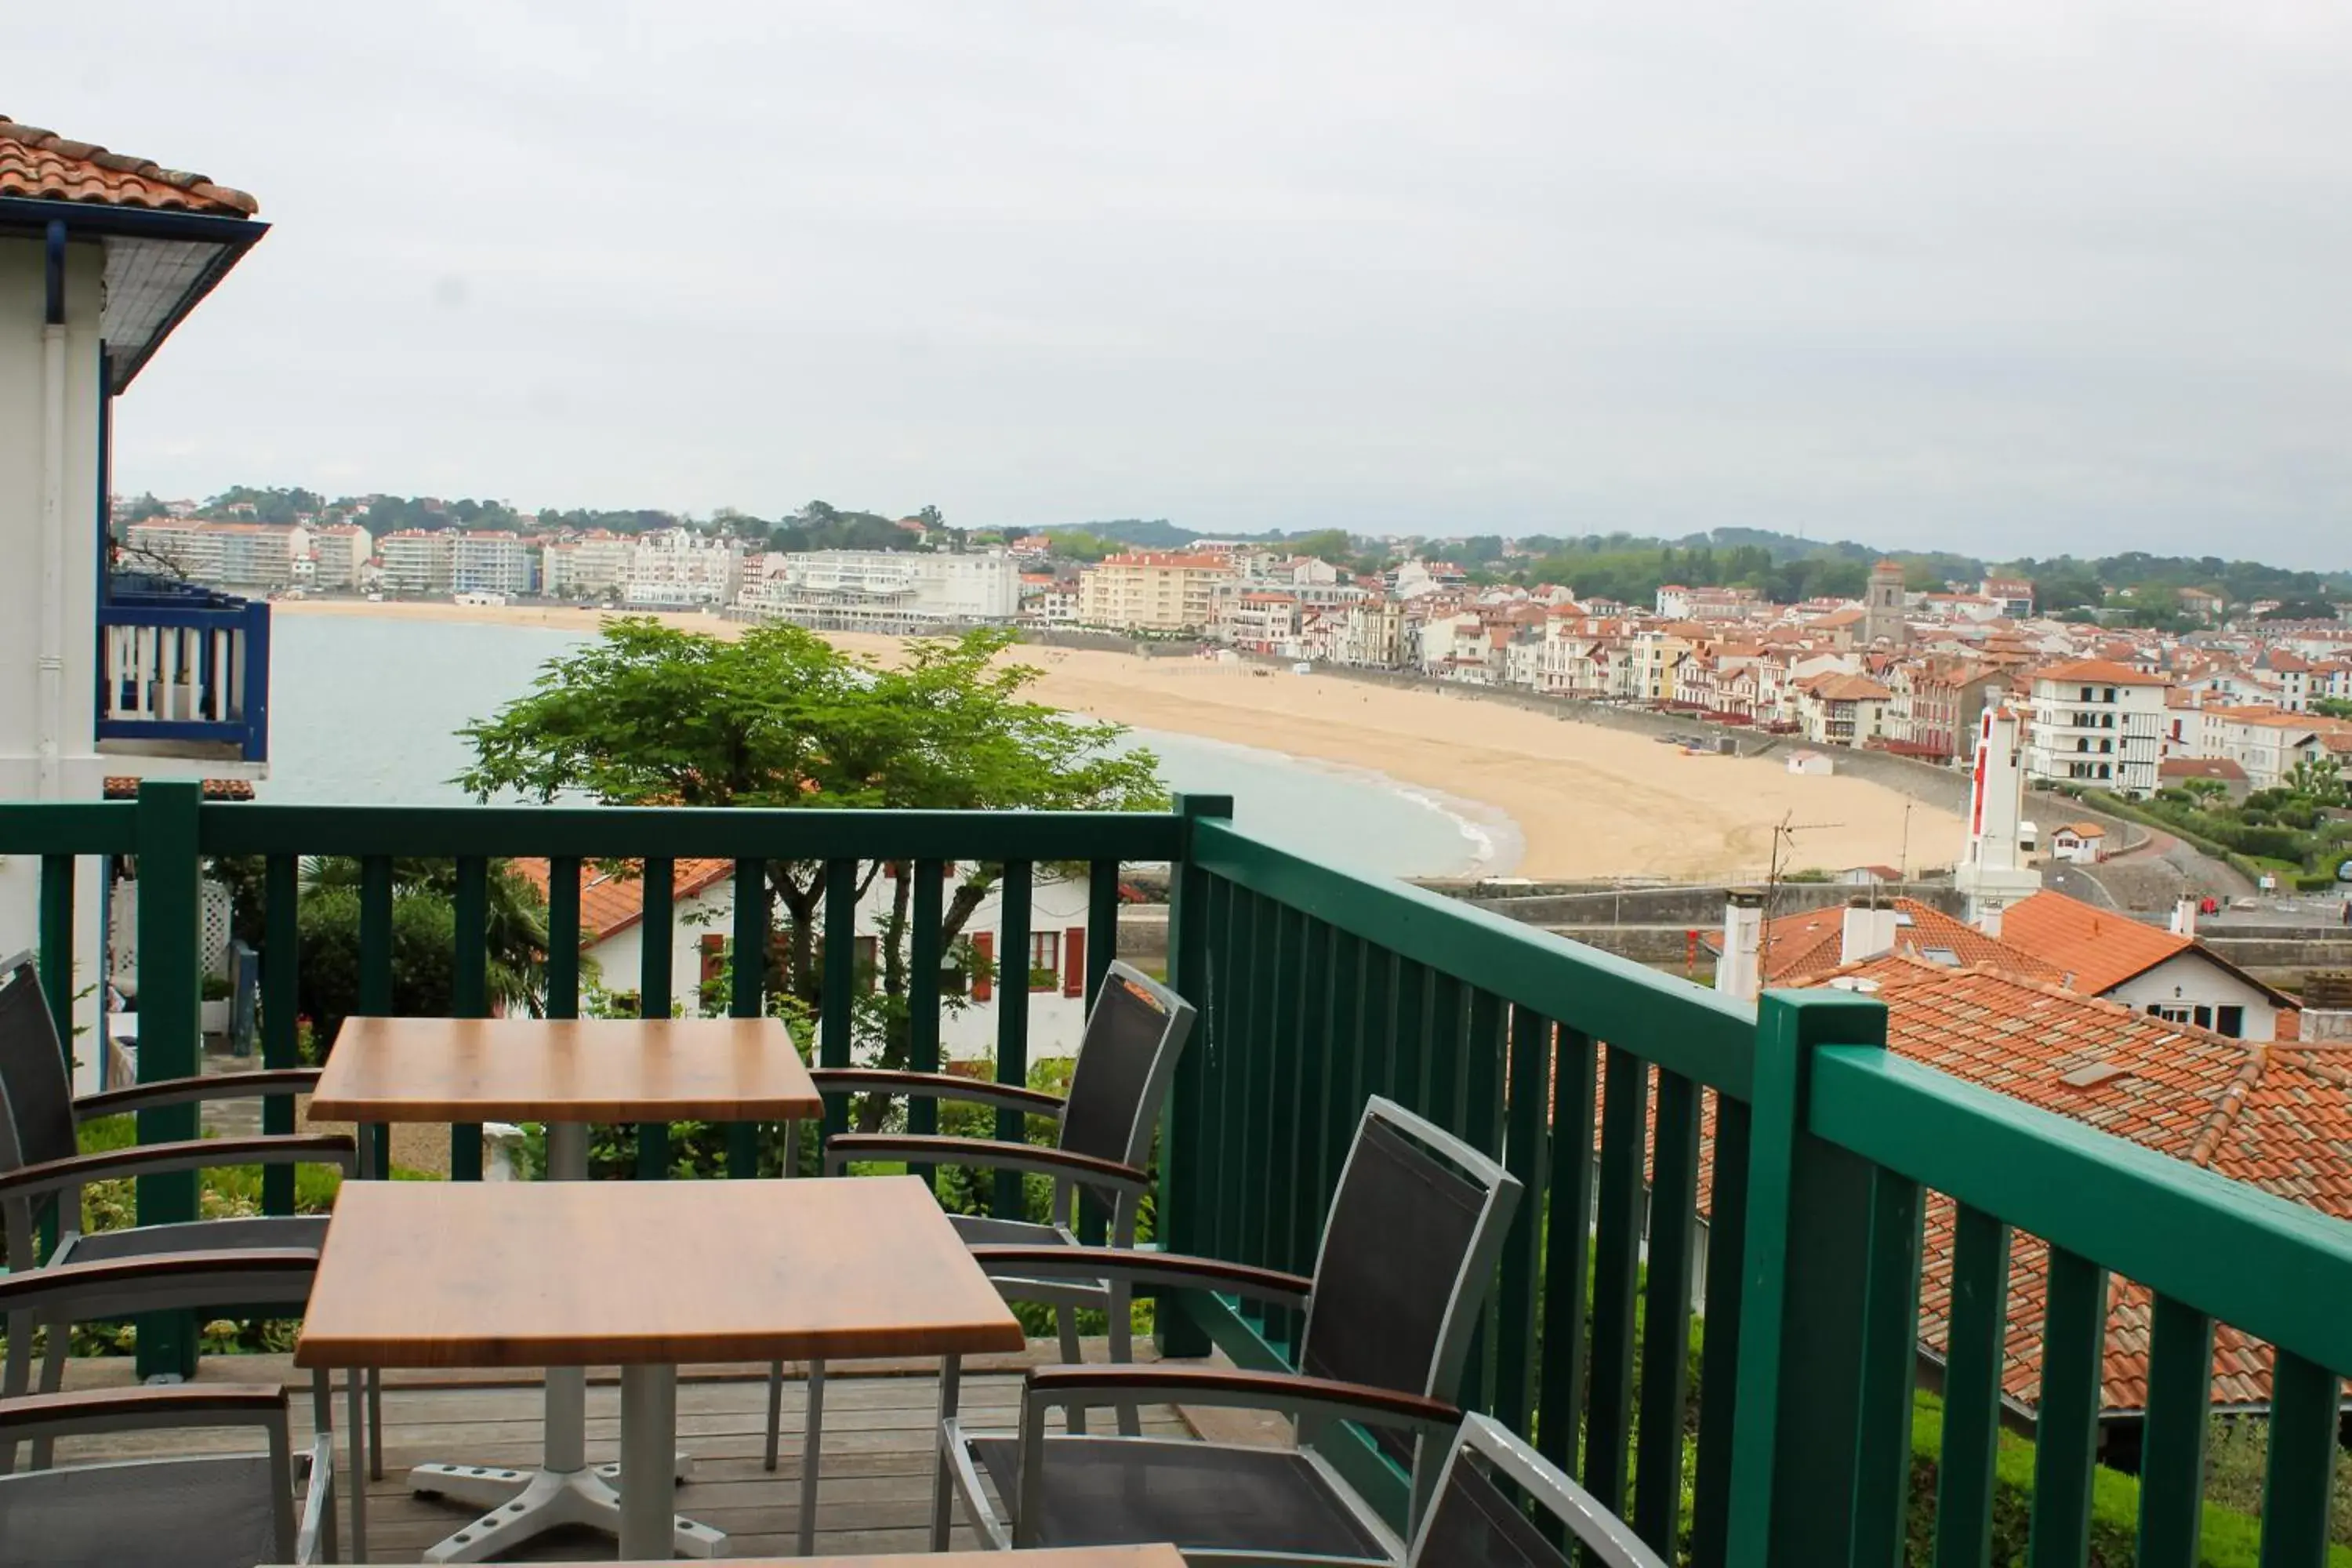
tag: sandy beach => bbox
[278,600,1963,881]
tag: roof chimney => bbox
[1977,903,2004,938]
[1841,896,1900,965]
[2172,895,2198,938]
[1717,891,1764,1003]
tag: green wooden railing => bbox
[2,781,2347,1565]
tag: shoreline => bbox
[274,599,1963,881]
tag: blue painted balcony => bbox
[95,576,270,765]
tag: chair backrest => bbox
[1298,1097,1522,1408]
[0,953,78,1174]
[1053,960,1196,1171]
[1410,1414,1667,1568]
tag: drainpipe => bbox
[38,220,68,801]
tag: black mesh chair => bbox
[767,960,1196,1553]
[0,954,366,1552]
[0,1251,340,1567]
[941,1095,1523,1562]
[1410,1415,1666,1568]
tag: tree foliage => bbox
[457,622,1164,1120]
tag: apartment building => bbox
[379,529,455,597]
[1795,673,1893,748]
[2023,659,2166,794]
[1215,591,1303,655]
[623,529,742,608]
[1076,552,1234,633]
[448,531,539,597]
[542,532,635,599]
[307,523,372,590]
[123,518,307,589]
[737,550,1018,630]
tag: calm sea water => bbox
[257,616,1518,879]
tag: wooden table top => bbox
[270,1550,1187,1567]
[310,1016,822,1123]
[293,1177,1025,1370]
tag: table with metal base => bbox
[396,1122,720,1563]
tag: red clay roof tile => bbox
[0,115,256,216]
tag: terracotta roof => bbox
[510,858,735,946]
[1821,956,2352,1414]
[1709,897,2059,983]
[1803,673,1893,702]
[2032,659,2169,687]
[2160,757,2248,781]
[100,776,252,800]
[0,115,256,216]
[1998,889,2190,993]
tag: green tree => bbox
[1288,528,1356,566]
[291,857,551,1050]
[456,622,1163,1116]
[2283,757,2349,807]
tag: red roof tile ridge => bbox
[2184,1047,2268,1170]
[0,114,257,216]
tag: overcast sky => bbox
[21,2,2352,564]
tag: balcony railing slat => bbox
[725,858,764,1178]
[1321,931,1367,1234]
[1633,1065,1702,1553]
[822,857,858,1152]
[36,853,74,1032]
[1689,1090,1751,1568]
[1279,911,1332,1354]
[1425,973,1465,1134]
[1457,988,1506,1414]
[449,855,489,1181]
[636,855,675,1179]
[1240,892,1280,1303]
[1933,1202,2013,1568]
[131,782,203,1381]
[1851,1166,1925,1562]
[358,854,397,1182]
[544,858,582,1018]
[260,854,301,1218]
[1203,873,1244,1265]
[1585,1048,1650,1517]
[2260,1348,2343,1568]
[2136,1292,2216,1568]
[1494,1010,1553,1446]
[991,859,1033,1219]
[1084,858,1120,1008]
[1389,960,1428,1119]
[2026,1244,2108,1568]
[1537,1028,1601,1519]
[906,858,946,1191]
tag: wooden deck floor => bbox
[50,1362,1196,1562]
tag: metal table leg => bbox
[404,1121,720,1563]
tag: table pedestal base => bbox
[409,1461,722,1563]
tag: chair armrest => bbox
[0,1133,357,1200]
[826,1135,1148,1193]
[811,1068,1065,1119]
[1024,1364,1461,1436]
[0,1249,321,1322]
[0,1383,288,1443]
[76,1068,321,1120]
[967,1246,1312,1311]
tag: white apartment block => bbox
[737,550,1018,631]
[448,531,540,597]
[308,523,372,591]
[2023,659,2166,795]
[624,529,742,608]
[543,532,635,599]
[2191,707,2352,792]
[379,530,455,597]
[1076,553,1234,633]
[124,518,308,589]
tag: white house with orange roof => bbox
[2022,658,2167,794]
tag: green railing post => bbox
[450,856,488,1181]
[1722,989,1893,1568]
[35,854,76,1262]
[132,780,201,1381]
[635,855,675,1178]
[993,861,1033,1220]
[728,858,764,1178]
[822,856,858,1153]
[1156,793,1231,1359]
[260,854,300,1217]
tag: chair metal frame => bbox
[766,959,1197,1554]
[1409,1414,1668,1568]
[0,1252,343,1566]
[0,953,367,1556]
[940,1095,1524,1563]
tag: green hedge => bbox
[1906,1390,2352,1566]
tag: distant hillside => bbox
[1040,519,1201,548]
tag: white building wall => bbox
[2103,953,2281,1042]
